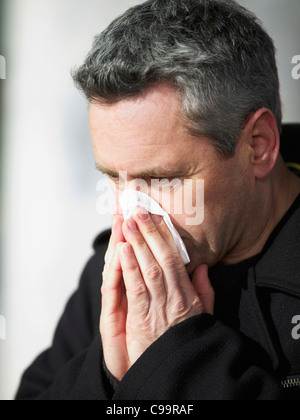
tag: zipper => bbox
[281,377,300,389]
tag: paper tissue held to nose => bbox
[119,190,190,265]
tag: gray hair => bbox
[73,0,282,158]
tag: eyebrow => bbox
[95,162,185,179]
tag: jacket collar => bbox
[254,195,300,298]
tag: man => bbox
[16,0,300,400]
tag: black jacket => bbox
[16,196,300,400]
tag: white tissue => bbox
[119,190,190,265]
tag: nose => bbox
[114,178,153,217]
[113,181,150,215]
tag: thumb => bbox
[192,265,215,315]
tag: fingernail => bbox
[138,209,150,221]
[152,215,162,225]
[123,244,133,256]
[128,219,138,232]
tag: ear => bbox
[244,109,280,180]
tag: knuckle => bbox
[168,292,186,314]
[145,223,157,236]
[173,297,187,314]
[104,241,121,265]
[101,263,116,281]
[134,236,146,247]
[145,263,162,281]
[101,281,119,296]
[161,251,176,268]
[126,263,138,273]
[174,253,185,269]
[128,281,147,297]
[191,295,203,310]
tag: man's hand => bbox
[100,209,215,382]
[100,215,130,382]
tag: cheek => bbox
[152,180,205,223]
[204,161,248,209]
[159,182,205,241]
[149,182,182,214]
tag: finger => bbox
[132,208,190,295]
[192,265,215,315]
[113,214,126,243]
[101,242,124,313]
[104,215,125,267]
[122,218,166,300]
[100,241,129,383]
[150,214,185,271]
[104,217,117,266]
[134,208,185,272]
[120,243,150,317]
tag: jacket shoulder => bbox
[93,229,111,252]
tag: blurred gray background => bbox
[0,0,299,400]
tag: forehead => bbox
[89,84,207,174]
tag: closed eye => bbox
[108,174,120,181]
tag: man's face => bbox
[89,84,252,273]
